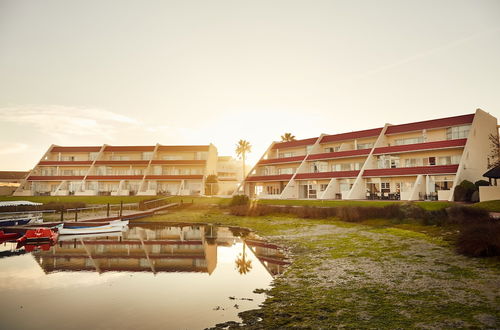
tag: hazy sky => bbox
[1,0,499,170]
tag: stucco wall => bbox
[479,186,500,202]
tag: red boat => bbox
[17,227,58,244]
[0,230,19,242]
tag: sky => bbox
[0,0,499,170]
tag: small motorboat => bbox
[0,230,19,242]
[0,201,44,227]
[17,227,58,244]
[59,220,128,235]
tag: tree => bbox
[280,133,296,142]
[235,140,251,178]
[489,133,500,169]
[204,174,218,196]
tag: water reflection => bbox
[27,223,288,276]
[0,223,289,329]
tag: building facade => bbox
[14,144,239,196]
[216,156,244,196]
[242,109,498,201]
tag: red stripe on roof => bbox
[271,138,318,150]
[104,146,155,152]
[258,155,306,165]
[157,145,210,152]
[27,176,85,181]
[94,160,149,165]
[307,149,370,161]
[51,146,101,152]
[245,174,293,182]
[362,165,459,177]
[385,114,474,135]
[150,160,206,165]
[320,128,383,144]
[373,139,467,155]
[294,170,360,180]
[86,175,144,180]
[145,175,204,180]
[38,161,93,166]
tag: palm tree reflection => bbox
[235,243,252,275]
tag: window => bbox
[446,125,470,140]
[429,157,436,166]
[278,168,294,175]
[320,184,328,191]
[405,158,422,167]
[357,142,374,150]
[394,137,424,146]
[279,152,295,158]
[163,155,182,160]
[142,152,153,160]
[89,152,99,161]
[306,146,314,154]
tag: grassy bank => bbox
[140,205,500,329]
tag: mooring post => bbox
[107,203,110,217]
[119,201,123,218]
[60,207,64,222]
[74,208,78,222]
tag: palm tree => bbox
[236,140,251,178]
[280,133,296,142]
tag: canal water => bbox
[0,223,288,329]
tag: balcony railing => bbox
[362,165,459,177]
[258,155,306,165]
[294,170,360,180]
[373,139,466,155]
[245,174,293,182]
[307,149,370,161]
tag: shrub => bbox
[457,221,500,257]
[454,180,477,202]
[229,195,250,206]
[474,180,490,188]
[446,206,490,225]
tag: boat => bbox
[0,201,44,227]
[57,231,123,241]
[0,230,19,242]
[17,227,58,244]
[59,221,128,235]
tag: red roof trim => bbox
[157,145,210,152]
[150,160,207,165]
[94,160,149,165]
[294,170,360,180]
[373,139,467,155]
[307,149,370,161]
[320,128,383,144]
[145,175,204,180]
[51,146,101,152]
[258,155,306,165]
[86,175,144,180]
[362,165,459,177]
[38,161,93,166]
[271,138,318,150]
[245,174,293,182]
[385,114,474,135]
[27,176,84,181]
[104,146,155,152]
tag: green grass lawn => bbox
[0,195,157,205]
[255,198,454,211]
[473,200,500,212]
[140,206,500,329]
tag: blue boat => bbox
[0,201,44,227]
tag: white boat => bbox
[57,231,124,241]
[59,220,128,235]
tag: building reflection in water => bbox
[32,223,289,276]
